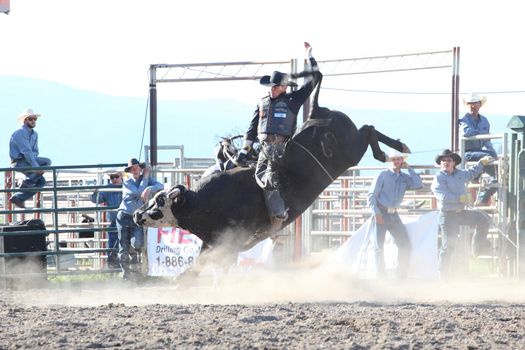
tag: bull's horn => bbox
[167,188,181,199]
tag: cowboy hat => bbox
[463,93,487,106]
[17,108,41,124]
[387,148,408,160]
[124,158,146,172]
[107,170,122,178]
[435,149,462,165]
[260,71,297,87]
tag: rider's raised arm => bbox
[288,43,323,113]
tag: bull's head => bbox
[133,185,186,227]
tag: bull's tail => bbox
[292,70,324,119]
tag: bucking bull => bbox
[134,74,410,271]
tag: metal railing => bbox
[0,163,125,280]
[1,154,515,281]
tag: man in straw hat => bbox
[459,93,498,205]
[367,148,423,279]
[431,149,494,279]
[235,42,322,234]
[8,108,52,209]
[91,171,123,268]
[117,158,163,280]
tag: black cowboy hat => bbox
[259,71,297,87]
[124,158,146,172]
[435,149,462,165]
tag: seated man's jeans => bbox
[12,157,52,201]
[464,151,498,203]
[116,211,144,270]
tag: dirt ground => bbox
[1,266,525,350]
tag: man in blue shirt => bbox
[91,171,123,268]
[117,158,163,279]
[9,108,52,209]
[459,93,498,205]
[431,149,494,279]
[367,149,423,279]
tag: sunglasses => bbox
[110,175,120,179]
[26,117,37,122]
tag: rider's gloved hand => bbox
[304,42,312,58]
[235,149,249,167]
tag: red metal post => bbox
[35,192,42,220]
[185,174,191,189]
[294,215,302,261]
[4,170,13,223]
[342,179,349,233]
[451,47,461,151]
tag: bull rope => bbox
[290,140,336,182]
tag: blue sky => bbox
[1,0,524,167]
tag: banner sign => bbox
[147,227,275,277]
[147,227,202,277]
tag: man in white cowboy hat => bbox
[367,148,423,279]
[431,149,494,279]
[8,108,52,209]
[116,158,163,280]
[235,42,322,233]
[459,93,498,205]
[90,170,124,268]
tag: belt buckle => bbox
[387,208,396,214]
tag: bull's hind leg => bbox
[374,129,411,154]
[358,125,387,162]
[358,125,410,163]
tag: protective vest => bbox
[257,95,296,137]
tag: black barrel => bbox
[1,219,48,288]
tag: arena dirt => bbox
[1,265,524,349]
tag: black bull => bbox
[134,106,408,253]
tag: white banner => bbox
[324,211,439,279]
[147,227,202,277]
[147,228,275,276]
[237,238,275,268]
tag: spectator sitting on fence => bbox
[117,158,163,280]
[459,93,498,205]
[8,108,52,209]
[367,148,423,280]
[431,149,494,279]
[91,171,123,268]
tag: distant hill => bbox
[0,76,515,169]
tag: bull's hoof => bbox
[376,151,387,163]
[401,143,411,154]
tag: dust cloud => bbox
[3,263,525,307]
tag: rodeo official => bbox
[431,149,494,279]
[367,149,423,279]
